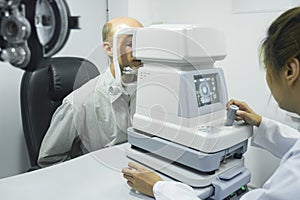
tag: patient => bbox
[38,17,143,167]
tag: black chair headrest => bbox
[48,57,100,101]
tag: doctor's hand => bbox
[122,162,163,197]
[227,99,262,127]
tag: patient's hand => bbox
[122,162,163,197]
[227,99,262,127]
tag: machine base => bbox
[127,127,248,173]
[126,146,250,200]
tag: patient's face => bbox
[117,34,142,73]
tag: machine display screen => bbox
[194,73,219,107]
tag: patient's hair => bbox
[102,22,113,43]
[261,7,300,74]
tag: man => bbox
[38,17,143,167]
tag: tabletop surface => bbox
[0,143,157,200]
[0,143,215,200]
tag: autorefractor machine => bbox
[114,25,253,200]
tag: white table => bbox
[0,143,212,200]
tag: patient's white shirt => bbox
[38,68,135,167]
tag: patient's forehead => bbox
[110,24,134,43]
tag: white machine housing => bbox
[133,24,226,64]
[131,25,253,153]
[126,25,253,198]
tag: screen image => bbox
[194,73,219,107]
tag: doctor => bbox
[122,6,300,199]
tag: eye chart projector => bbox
[120,25,253,200]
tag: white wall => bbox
[110,0,300,188]
[0,65,29,178]
[108,0,155,25]
[107,0,129,20]
[59,0,108,73]
[0,0,108,179]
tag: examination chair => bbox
[20,57,100,170]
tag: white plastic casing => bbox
[131,25,253,153]
[133,25,226,64]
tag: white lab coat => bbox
[38,68,135,167]
[153,117,300,200]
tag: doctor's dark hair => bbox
[261,7,300,73]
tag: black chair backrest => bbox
[20,57,100,167]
